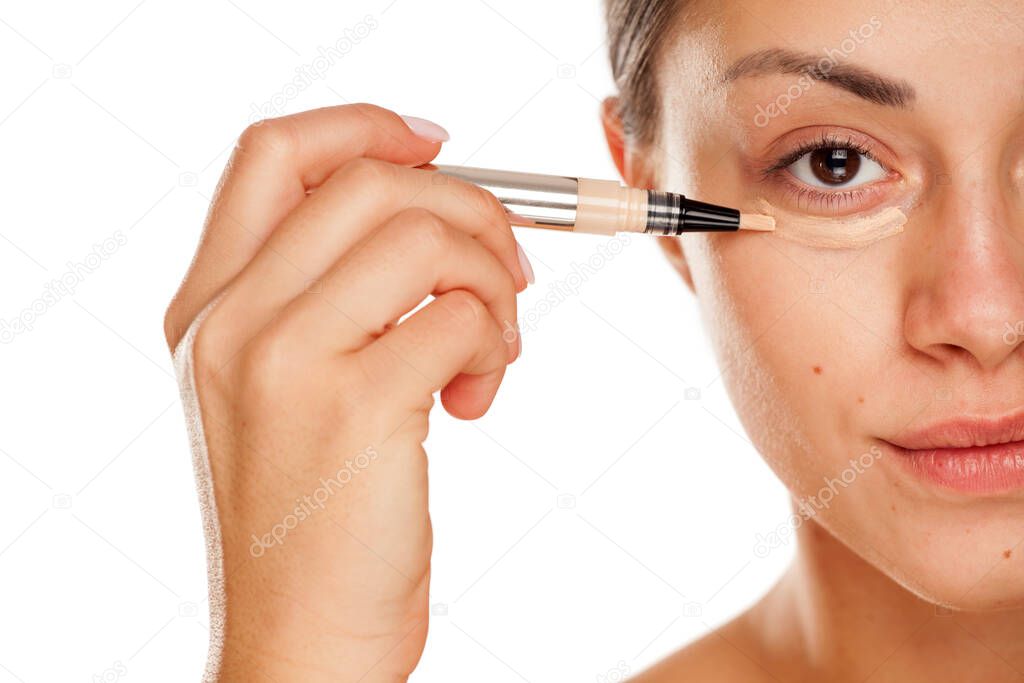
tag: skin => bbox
[164,1,1024,681]
[608,0,1024,680]
[164,105,529,681]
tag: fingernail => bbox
[516,241,535,285]
[400,115,450,143]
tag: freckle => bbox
[1004,549,1012,559]
[813,365,823,375]
[857,397,865,404]
[890,504,896,512]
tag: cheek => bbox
[683,234,1024,609]
[683,233,899,487]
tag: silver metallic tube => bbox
[433,165,579,230]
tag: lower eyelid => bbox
[771,173,894,214]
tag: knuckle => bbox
[459,183,517,258]
[346,101,382,117]
[439,290,489,331]
[162,300,186,351]
[237,117,297,160]
[474,185,513,229]
[239,324,294,392]
[347,102,390,123]
[453,180,510,231]
[343,353,392,411]
[190,300,296,398]
[345,103,403,148]
[405,209,452,254]
[191,307,232,385]
[346,101,376,114]
[339,156,394,189]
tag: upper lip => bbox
[888,409,1024,450]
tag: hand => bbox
[163,104,531,682]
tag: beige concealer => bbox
[576,179,651,235]
[754,199,908,248]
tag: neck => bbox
[747,518,1024,681]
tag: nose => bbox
[903,182,1024,373]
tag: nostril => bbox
[935,343,970,363]
[921,342,989,370]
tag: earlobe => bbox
[601,96,694,293]
[658,238,695,292]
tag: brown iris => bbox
[809,148,861,185]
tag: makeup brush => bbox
[430,165,776,236]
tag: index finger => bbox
[164,104,449,348]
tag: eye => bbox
[787,147,886,189]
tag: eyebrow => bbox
[723,48,916,108]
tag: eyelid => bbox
[740,125,914,221]
[788,151,887,189]
[768,182,893,214]
[755,126,900,178]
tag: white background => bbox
[0,2,793,681]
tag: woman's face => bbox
[649,0,1024,609]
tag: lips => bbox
[886,410,1024,495]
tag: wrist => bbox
[217,634,417,683]
[214,602,426,683]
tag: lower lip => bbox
[891,441,1024,494]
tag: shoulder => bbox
[629,614,779,683]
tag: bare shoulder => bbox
[629,613,780,683]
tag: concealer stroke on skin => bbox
[753,198,908,248]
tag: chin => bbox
[826,495,1024,612]
[897,527,1024,612]
[896,562,1024,613]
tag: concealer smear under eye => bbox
[753,198,908,249]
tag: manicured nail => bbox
[400,115,450,143]
[516,241,535,285]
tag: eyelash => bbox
[758,132,891,212]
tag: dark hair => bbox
[604,0,684,146]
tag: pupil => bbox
[811,148,860,185]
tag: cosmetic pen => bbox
[429,165,775,236]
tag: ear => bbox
[600,97,694,293]
[600,96,649,186]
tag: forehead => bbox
[657,0,1024,142]
[664,1,1022,92]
